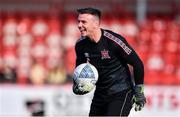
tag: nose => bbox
[78,22,82,28]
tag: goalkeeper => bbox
[73,7,146,116]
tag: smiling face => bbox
[77,13,100,39]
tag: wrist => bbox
[134,84,144,94]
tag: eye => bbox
[77,19,87,25]
[81,21,86,24]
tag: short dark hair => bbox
[77,7,101,19]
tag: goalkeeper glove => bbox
[133,84,146,111]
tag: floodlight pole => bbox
[136,0,147,25]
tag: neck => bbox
[89,28,102,43]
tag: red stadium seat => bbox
[17,17,32,35]
[152,19,166,32]
[64,46,76,76]
[138,30,151,43]
[175,67,180,85]
[161,73,176,85]
[48,17,62,33]
[145,71,161,85]
[31,17,49,37]
[3,17,17,36]
[165,40,179,53]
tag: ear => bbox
[92,18,100,27]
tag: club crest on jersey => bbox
[101,50,111,59]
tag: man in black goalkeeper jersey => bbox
[73,7,146,116]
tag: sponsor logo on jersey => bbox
[84,53,90,58]
[101,50,111,59]
[84,53,90,62]
[104,31,132,55]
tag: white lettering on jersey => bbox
[104,31,132,55]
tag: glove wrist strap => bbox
[135,84,144,93]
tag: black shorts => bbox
[89,88,134,116]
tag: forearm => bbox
[126,51,144,85]
[133,58,144,85]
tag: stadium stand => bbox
[0,5,179,86]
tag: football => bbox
[73,63,99,93]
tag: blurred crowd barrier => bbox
[0,85,180,116]
[0,13,179,85]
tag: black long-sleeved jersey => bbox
[75,29,144,94]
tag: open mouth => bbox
[79,28,86,33]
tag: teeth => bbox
[79,28,85,32]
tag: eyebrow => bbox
[77,19,87,23]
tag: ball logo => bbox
[79,64,95,79]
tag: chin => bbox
[81,33,87,37]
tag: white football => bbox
[73,63,99,93]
